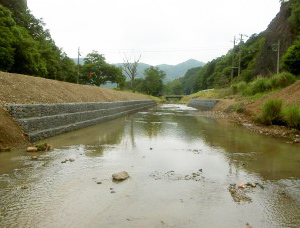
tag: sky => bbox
[27,0,281,65]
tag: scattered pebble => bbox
[96,181,102,185]
[110,191,116,194]
[61,158,75,164]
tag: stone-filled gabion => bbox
[5,100,156,142]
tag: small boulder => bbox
[36,143,52,152]
[27,146,38,152]
[112,171,130,181]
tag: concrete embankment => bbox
[187,99,219,110]
[5,100,156,141]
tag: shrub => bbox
[226,102,244,113]
[244,77,272,95]
[231,81,248,95]
[259,100,283,125]
[270,72,296,89]
[283,105,300,130]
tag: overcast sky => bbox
[28,0,281,65]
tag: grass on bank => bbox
[182,72,298,103]
[258,99,300,130]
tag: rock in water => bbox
[112,171,130,181]
[27,146,38,152]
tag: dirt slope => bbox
[0,72,149,147]
[247,80,300,114]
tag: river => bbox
[0,104,300,227]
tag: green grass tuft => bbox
[258,99,283,125]
[283,105,300,130]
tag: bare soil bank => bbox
[0,72,149,147]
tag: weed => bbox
[258,100,283,125]
[270,72,296,89]
[283,105,300,130]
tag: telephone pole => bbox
[277,40,280,74]
[272,40,281,74]
[77,47,81,84]
[238,34,248,77]
[231,36,236,84]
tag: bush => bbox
[259,100,283,125]
[231,81,248,95]
[244,77,272,95]
[226,102,245,113]
[270,72,296,89]
[283,105,300,130]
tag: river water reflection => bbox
[0,104,300,227]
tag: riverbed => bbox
[0,104,300,227]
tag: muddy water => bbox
[1,104,300,227]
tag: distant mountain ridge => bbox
[72,58,205,82]
[115,59,205,82]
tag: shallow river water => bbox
[1,104,300,227]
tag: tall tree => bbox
[142,66,165,96]
[82,51,125,86]
[122,54,141,92]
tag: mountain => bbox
[72,58,205,82]
[115,59,205,82]
[157,59,205,81]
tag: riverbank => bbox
[184,80,300,143]
[0,72,150,148]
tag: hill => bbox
[190,1,300,92]
[114,59,205,82]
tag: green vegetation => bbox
[81,51,125,88]
[282,36,300,75]
[258,100,284,125]
[124,66,165,96]
[226,102,245,113]
[0,2,78,82]
[227,72,296,96]
[283,105,300,129]
[257,99,300,130]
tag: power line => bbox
[79,46,231,55]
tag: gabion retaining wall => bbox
[5,100,156,141]
[187,99,219,111]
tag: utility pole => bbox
[272,40,281,74]
[238,34,248,77]
[231,36,236,84]
[277,40,280,74]
[77,47,81,84]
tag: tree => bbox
[122,54,141,92]
[141,66,165,96]
[0,4,16,71]
[281,37,300,75]
[81,51,125,86]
